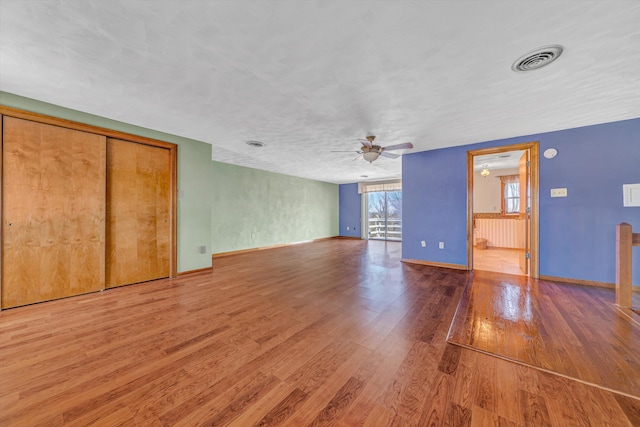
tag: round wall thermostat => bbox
[543,148,558,159]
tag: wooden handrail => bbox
[616,222,639,308]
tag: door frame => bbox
[466,142,539,278]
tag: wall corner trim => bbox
[401,258,469,270]
[539,275,640,291]
[212,236,339,259]
[177,267,213,276]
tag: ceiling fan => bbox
[332,136,414,163]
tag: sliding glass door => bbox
[367,191,402,241]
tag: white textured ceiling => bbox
[474,150,525,171]
[1,1,639,184]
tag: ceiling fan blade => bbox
[352,154,363,161]
[331,150,360,153]
[358,138,373,148]
[383,142,413,151]
[380,151,400,159]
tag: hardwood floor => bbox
[473,247,525,276]
[1,239,638,426]
[447,270,640,399]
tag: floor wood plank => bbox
[473,247,525,276]
[448,268,640,399]
[1,239,638,426]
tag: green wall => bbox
[1,92,337,273]
[178,140,213,271]
[211,161,338,253]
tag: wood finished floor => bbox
[447,269,640,399]
[473,247,525,276]
[1,239,639,426]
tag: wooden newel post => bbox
[616,223,632,308]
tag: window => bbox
[367,191,403,241]
[359,180,403,241]
[500,175,520,215]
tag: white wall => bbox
[473,167,519,213]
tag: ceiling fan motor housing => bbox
[362,145,382,153]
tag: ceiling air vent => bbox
[512,45,563,72]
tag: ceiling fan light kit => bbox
[363,151,380,163]
[333,135,414,163]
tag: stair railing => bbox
[616,222,640,308]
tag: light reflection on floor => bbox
[448,269,640,398]
[497,281,533,322]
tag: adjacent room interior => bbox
[1,1,639,426]
[471,147,531,276]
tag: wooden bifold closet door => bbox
[1,117,106,308]
[106,138,171,288]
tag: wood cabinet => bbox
[0,108,177,308]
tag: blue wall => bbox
[538,119,639,283]
[400,117,640,284]
[339,183,361,237]
[402,146,468,264]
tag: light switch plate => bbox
[550,188,567,197]
[623,183,640,207]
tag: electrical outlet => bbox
[347,226,350,230]
[439,242,444,249]
[421,240,426,247]
[251,233,256,239]
[199,245,207,254]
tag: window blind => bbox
[358,180,402,194]
[498,174,519,184]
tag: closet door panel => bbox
[2,116,106,308]
[106,138,171,288]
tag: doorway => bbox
[366,191,403,241]
[467,142,539,277]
